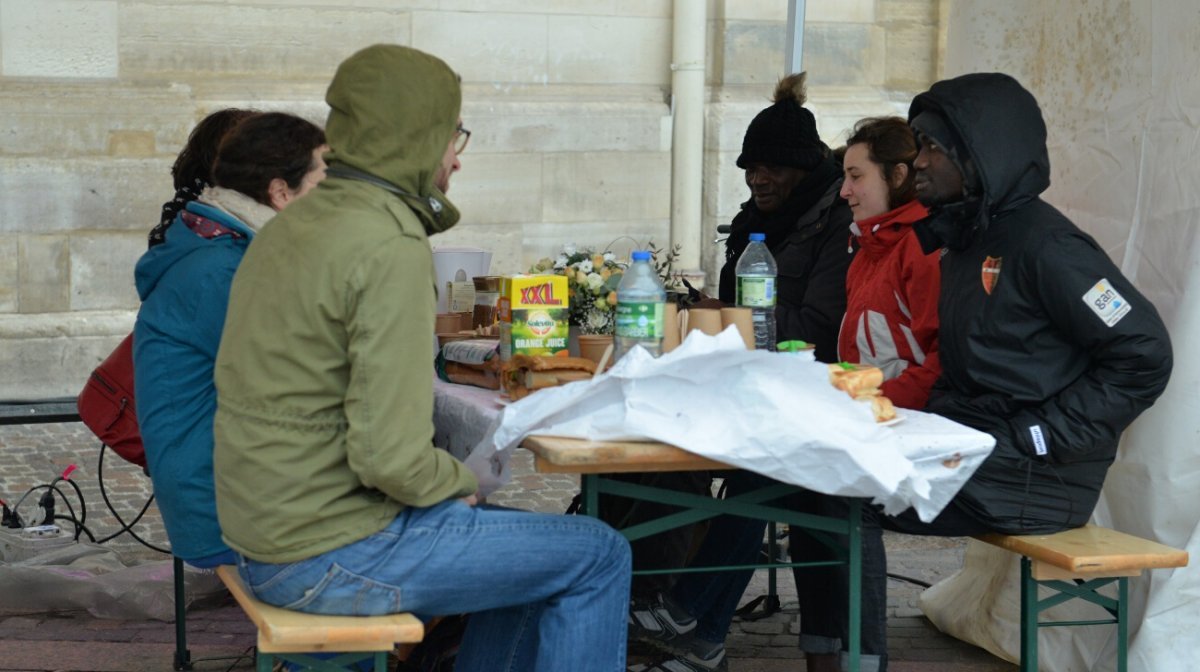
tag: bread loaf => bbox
[828,363,885,398]
[870,395,896,423]
[445,361,500,390]
[503,354,597,399]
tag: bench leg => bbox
[256,651,274,672]
[1020,557,1038,672]
[265,651,387,671]
[173,556,193,671]
[1117,577,1128,672]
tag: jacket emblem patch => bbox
[981,256,1003,295]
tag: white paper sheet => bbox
[468,328,995,520]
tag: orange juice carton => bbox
[498,275,570,361]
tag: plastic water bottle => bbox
[614,250,666,361]
[735,232,778,351]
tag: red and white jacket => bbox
[839,199,941,410]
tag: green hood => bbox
[324,44,461,233]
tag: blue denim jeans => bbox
[237,501,631,672]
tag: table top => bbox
[521,434,731,474]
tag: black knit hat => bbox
[737,72,827,171]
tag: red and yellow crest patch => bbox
[981,256,1002,295]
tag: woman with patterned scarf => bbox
[133,112,327,568]
[146,108,256,249]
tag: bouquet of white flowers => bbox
[529,241,684,335]
[529,244,624,334]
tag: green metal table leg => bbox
[1020,557,1038,672]
[767,521,778,604]
[847,499,861,672]
[1117,576,1128,672]
[583,474,599,517]
[256,651,273,672]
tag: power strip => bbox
[0,524,75,562]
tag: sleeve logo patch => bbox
[1083,279,1131,327]
[1029,424,1048,456]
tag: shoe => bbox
[804,652,841,672]
[628,593,698,653]
[627,647,727,672]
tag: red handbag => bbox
[77,333,147,468]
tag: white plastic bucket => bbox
[432,247,492,313]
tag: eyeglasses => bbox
[454,124,471,155]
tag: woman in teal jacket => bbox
[133,112,326,567]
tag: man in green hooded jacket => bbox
[213,45,631,672]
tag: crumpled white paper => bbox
[467,328,995,520]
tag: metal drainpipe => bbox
[669,0,707,286]
[786,0,807,74]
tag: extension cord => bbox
[0,524,75,563]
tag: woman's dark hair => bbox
[845,116,918,209]
[212,112,327,206]
[171,108,258,190]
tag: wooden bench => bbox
[216,566,424,672]
[975,525,1188,672]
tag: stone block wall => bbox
[701,0,940,292]
[0,0,938,397]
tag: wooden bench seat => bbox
[974,525,1188,672]
[216,566,424,671]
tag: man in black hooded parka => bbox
[797,73,1174,672]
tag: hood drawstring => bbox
[326,164,446,221]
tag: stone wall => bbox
[0,0,939,397]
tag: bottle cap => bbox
[631,250,651,261]
[749,233,765,242]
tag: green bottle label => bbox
[615,302,664,339]
[737,276,776,307]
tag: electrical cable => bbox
[886,572,932,588]
[6,443,170,554]
[95,442,170,553]
[52,514,96,542]
[222,645,256,672]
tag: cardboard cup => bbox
[662,303,681,353]
[686,308,723,337]
[435,312,462,334]
[577,334,614,368]
[721,307,756,350]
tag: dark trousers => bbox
[598,470,713,597]
[791,495,992,670]
[669,471,782,643]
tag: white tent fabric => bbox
[918,1,1200,670]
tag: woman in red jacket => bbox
[791,117,943,672]
[838,116,940,411]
